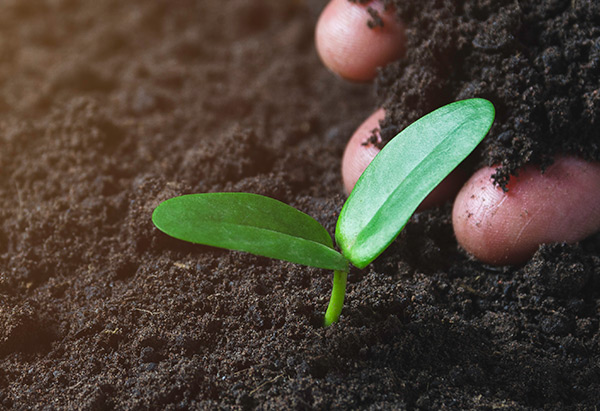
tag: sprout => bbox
[152,99,495,326]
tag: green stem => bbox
[323,270,348,327]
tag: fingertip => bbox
[341,108,385,194]
[315,0,406,82]
[452,167,518,264]
[452,157,600,265]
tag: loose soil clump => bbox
[377,0,600,188]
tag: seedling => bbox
[152,99,495,326]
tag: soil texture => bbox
[0,0,599,409]
[377,0,600,188]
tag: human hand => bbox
[316,0,600,265]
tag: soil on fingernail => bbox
[0,0,598,409]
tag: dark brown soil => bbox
[1,0,599,409]
[377,0,600,188]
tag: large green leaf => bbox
[152,193,348,271]
[336,98,495,268]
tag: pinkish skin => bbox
[315,0,406,82]
[453,158,600,265]
[319,0,600,264]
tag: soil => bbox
[376,0,600,188]
[0,0,599,409]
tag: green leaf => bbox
[336,98,495,268]
[152,193,349,271]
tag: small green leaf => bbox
[152,193,349,271]
[336,98,495,268]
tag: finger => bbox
[341,109,467,209]
[452,157,600,265]
[341,109,385,194]
[315,0,406,82]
